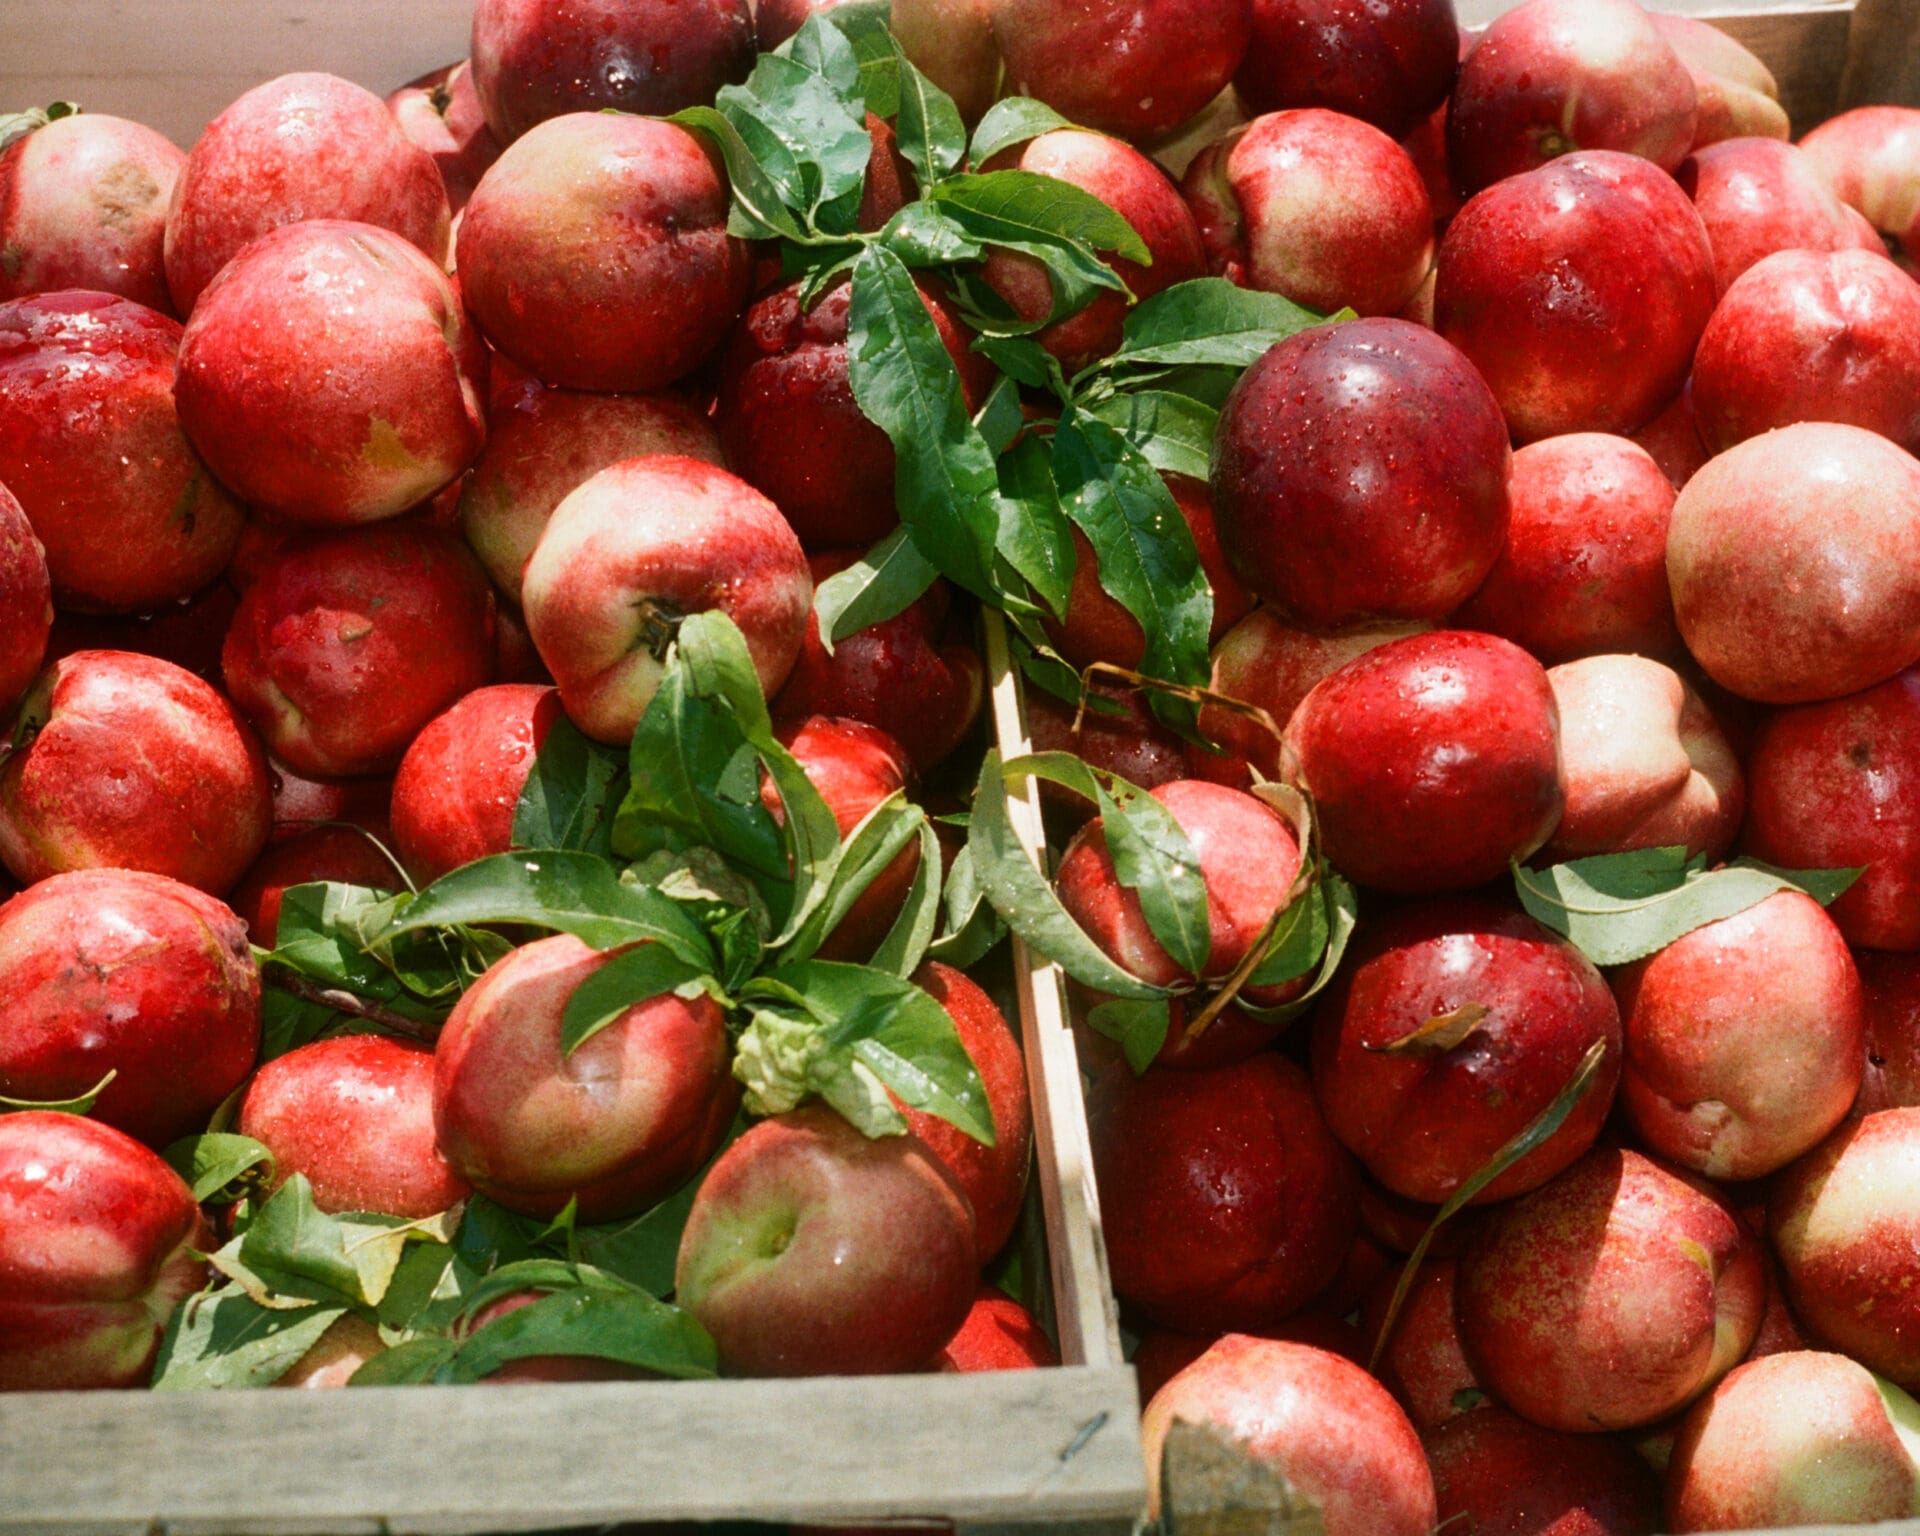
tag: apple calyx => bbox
[732,1007,902,1137]
[631,596,688,664]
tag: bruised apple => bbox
[0,1111,212,1390]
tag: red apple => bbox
[1630,384,1711,491]
[468,0,755,143]
[1435,150,1717,443]
[1858,951,1920,1114]
[1667,1350,1920,1530]
[1361,1258,1488,1433]
[277,1313,386,1389]
[899,962,1030,1262]
[1693,248,1920,455]
[1312,897,1622,1206]
[175,220,487,526]
[1667,422,1920,704]
[1131,1307,1365,1404]
[1090,1054,1358,1333]
[1182,109,1433,318]
[934,1288,1057,1372]
[0,291,244,612]
[674,1104,976,1376]
[222,521,498,778]
[1190,608,1429,789]
[1211,318,1510,625]
[1026,683,1187,826]
[462,1289,653,1384]
[386,62,502,213]
[435,932,738,1221]
[265,758,393,844]
[460,386,721,606]
[457,113,751,393]
[712,276,994,551]
[990,0,1251,143]
[0,650,271,895]
[774,552,983,778]
[1456,1146,1767,1432]
[522,455,810,745]
[1140,1336,1437,1536]
[1799,107,1920,261]
[979,130,1206,373]
[44,578,238,686]
[1772,1108,1920,1390]
[1652,14,1788,151]
[1447,0,1697,197]
[1424,1407,1661,1536]
[1232,0,1457,139]
[0,480,49,716]
[0,113,184,314]
[1614,891,1864,1180]
[0,1111,212,1390]
[0,868,259,1148]
[1679,136,1862,293]
[1543,655,1744,863]
[390,684,563,886]
[1742,667,1920,951]
[239,1034,470,1218]
[163,72,450,316]
[1280,629,1563,893]
[1454,435,1681,665]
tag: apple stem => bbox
[1078,660,1285,756]
[632,598,687,663]
[263,970,441,1043]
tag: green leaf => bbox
[891,38,967,190]
[992,433,1078,624]
[378,852,713,964]
[627,845,770,992]
[1512,848,1867,968]
[773,960,996,1145]
[975,371,1026,456]
[450,1284,718,1383]
[1234,870,1359,1025]
[865,819,944,980]
[162,1133,275,1204]
[876,201,986,267]
[1082,390,1219,482]
[668,106,809,243]
[779,11,864,97]
[269,883,435,1005]
[973,334,1070,397]
[151,1293,346,1391]
[717,50,872,235]
[559,942,715,1055]
[969,97,1077,167]
[1087,998,1172,1075]
[778,791,929,966]
[1007,751,1211,977]
[230,1178,422,1310]
[512,716,630,858]
[0,1068,117,1116]
[1050,411,1212,717]
[819,1,902,117]
[967,750,1171,1001]
[348,1337,461,1386]
[931,172,1137,323]
[1101,278,1332,371]
[814,526,941,648]
[1368,1038,1611,1374]
[847,244,1004,600]
[927,842,1008,970]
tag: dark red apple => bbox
[1211,318,1510,626]
[1232,0,1458,139]
[0,480,49,716]
[1857,951,1920,1114]
[1423,1407,1661,1536]
[1361,1258,1488,1433]
[386,62,503,212]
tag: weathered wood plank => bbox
[0,0,474,147]
[0,1367,1144,1536]
[983,612,1126,1374]
[1837,0,1920,108]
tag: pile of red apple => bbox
[5,0,1920,1528]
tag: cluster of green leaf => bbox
[965,749,1355,1073]
[167,612,1021,1386]
[678,13,1336,734]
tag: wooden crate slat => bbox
[1837,0,1920,107]
[982,612,1127,1375]
[0,1367,1143,1536]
